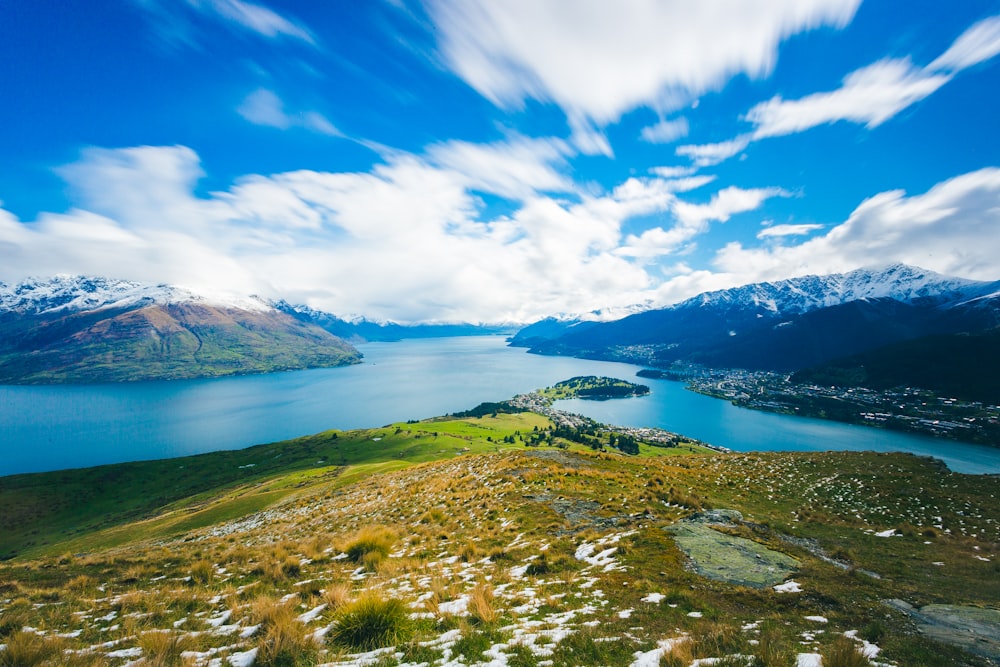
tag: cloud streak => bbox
[677,14,1000,164]
[424,0,860,153]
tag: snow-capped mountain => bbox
[679,264,996,315]
[525,264,1000,372]
[0,275,273,316]
[0,276,360,384]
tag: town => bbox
[647,365,1000,446]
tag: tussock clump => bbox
[329,593,410,651]
[0,630,62,666]
[251,597,319,667]
[322,582,353,610]
[689,621,748,659]
[660,638,694,667]
[343,526,396,570]
[468,581,497,625]
[754,622,794,666]
[822,636,873,667]
[189,559,214,584]
[137,630,190,666]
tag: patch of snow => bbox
[107,647,143,658]
[641,592,665,603]
[874,529,897,538]
[804,616,828,623]
[774,580,802,593]
[438,595,470,615]
[206,610,232,628]
[796,654,823,667]
[228,648,258,667]
[298,603,326,624]
[240,624,260,638]
[630,637,688,667]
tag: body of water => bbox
[1,336,998,475]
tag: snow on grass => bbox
[774,580,802,593]
[640,592,665,603]
[804,616,828,623]
[298,603,327,624]
[228,647,258,666]
[796,654,822,667]
[630,637,687,667]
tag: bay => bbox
[1,336,997,475]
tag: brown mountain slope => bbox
[0,303,362,383]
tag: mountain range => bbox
[516,264,1000,374]
[3,264,998,386]
[0,276,361,383]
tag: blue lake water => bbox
[1,336,998,475]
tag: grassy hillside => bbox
[1,409,998,666]
[0,303,361,383]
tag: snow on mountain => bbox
[0,275,274,315]
[679,264,994,316]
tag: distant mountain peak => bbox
[680,264,990,316]
[0,275,274,316]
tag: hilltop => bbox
[1,383,998,666]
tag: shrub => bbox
[329,593,410,651]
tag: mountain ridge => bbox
[0,277,362,384]
[519,264,1000,373]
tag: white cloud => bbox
[928,14,1000,72]
[425,0,859,142]
[2,144,685,322]
[206,0,315,44]
[681,14,1000,165]
[650,166,697,179]
[134,0,316,49]
[640,117,690,144]
[714,168,1000,282]
[237,88,340,135]
[618,185,788,258]
[423,135,575,200]
[745,58,950,138]
[757,223,824,238]
[675,136,751,167]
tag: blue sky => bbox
[1,0,999,322]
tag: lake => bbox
[1,336,998,475]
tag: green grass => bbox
[0,412,551,559]
[329,594,411,651]
[1,399,999,667]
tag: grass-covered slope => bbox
[0,303,361,383]
[1,409,998,666]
